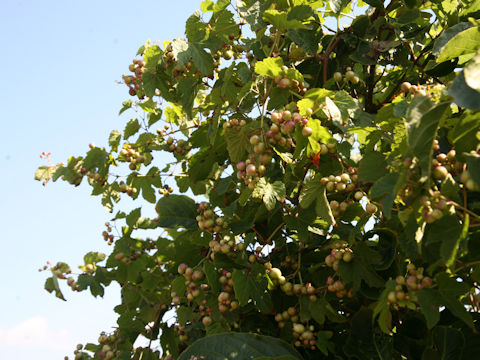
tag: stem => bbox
[448,201,480,220]
[453,260,480,275]
[265,222,285,244]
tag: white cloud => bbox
[0,316,75,350]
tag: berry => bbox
[401,82,412,93]
[302,126,313,137]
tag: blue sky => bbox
[0,1,199,359]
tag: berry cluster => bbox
[388,263,433,307]
[420,191,447,223]
[119,144,145,171]
[178,264,212,307]
[326,277,352,298]
[236,151,272,190]
[274,306,299,328]
[280,255,298,270]
[268,108,307,144]
[267,265,320,302]
[158,184,174,196]
[222,117,247,130]
[101,222,114,245]
[274,66,308,94]
[208,235,242,259]
[196,202,228,233]
[321,172,356,193]
[400,82,427,96]
[166,137,192,156]
[216,269,239,312]
[274,308,320,350]
[324,243,354,271]
[123,58,145,99]
[118,181,137,196]
[333,67,360,84]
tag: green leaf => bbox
[465,152,480,185]
[237,0,272,31]
[329,0,349,14]
[155,195,198,230]
[84,147,108,170]
[160,325,179,357]
[436,272,474,329]
[34,166,56,183]
[177,78,198,118]
[126,207,141,228]
[171,38,213,75]
[437,26,480,63]
[299,175,335,225]
[464,50,480,91]
[177,306,193,326]
[309,299,326,325]
[263,10,306,30]
[323,96,342,127]
[200,0,213,12]
[449,112,480,156]
[373,279,396,334]
[369,173,399,217]
[405,99,449,182]
[204,261,220,294]
[287,28,320,54]
[309,118,333,144]
[449,72,480,111]
[44,277,65,301]
[425,214,464,267]
[177,332,303,360]
[337,242,384,291]
[77,274,104,297]
[119,99,132,115]
[315,330,334,356]
[255,57,284,78]
[252,178,286,211]
[430,326,465,360]
[185,11,208,42]
[417,288,442,329]
[124,118,140,139]
[224,127,248,163]
[358,152,387,183]
[108,130,121,152]
[232,266,272,313]
[84,252,106,265]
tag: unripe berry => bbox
[250,135,261,145]
[333,72,342,82]
[433,166,448,180]
[354,191,363,201]
[278,78,291,89]
[345,70,355,81]
[302,126,313,137]
[401,82,412,93]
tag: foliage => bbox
[36,1,480,359]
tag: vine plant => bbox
[36,0,480,359]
